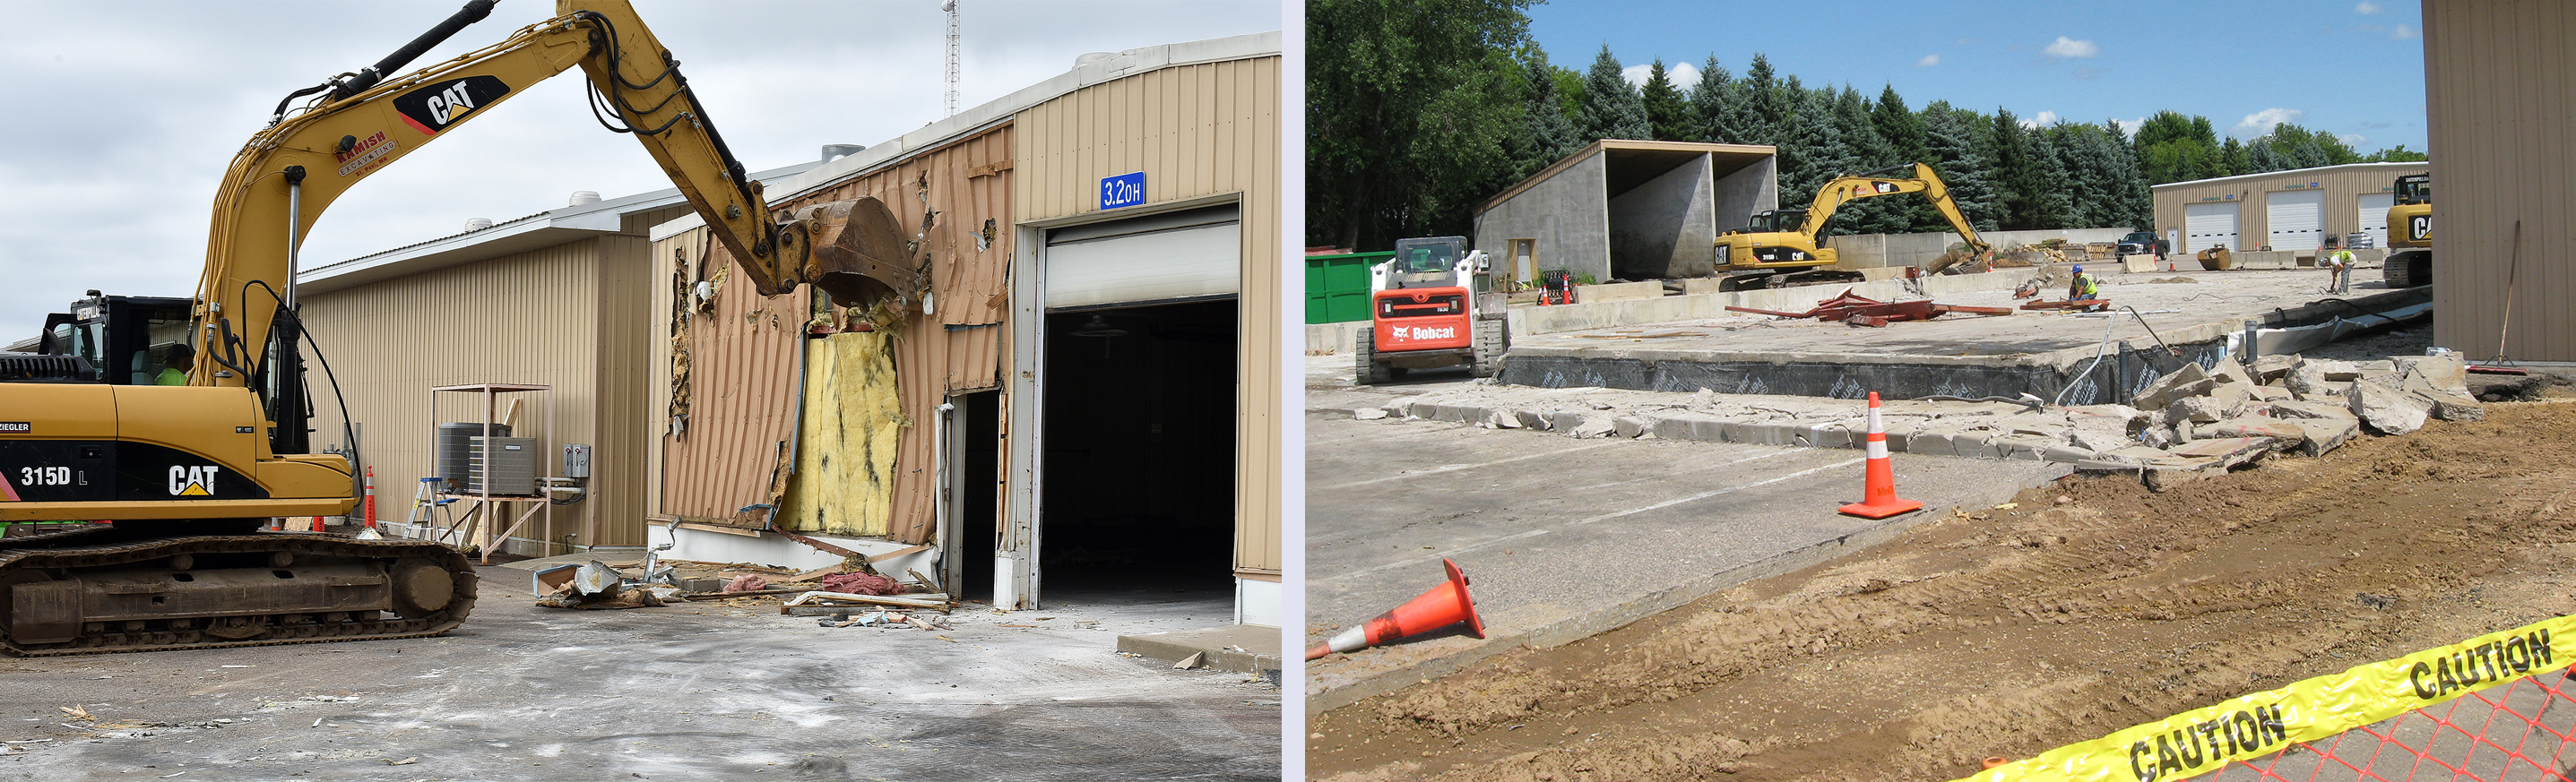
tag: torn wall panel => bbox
[776,331,903,537]
[654,230,808,525]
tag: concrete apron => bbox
[1501,286,2430,406]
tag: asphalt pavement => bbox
[1303,356,2066,712]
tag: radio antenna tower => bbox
[942,1,960,117]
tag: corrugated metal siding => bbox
[2151,164,2427,253]
[769,127,1016,545]
[2425,0,2576,361]
[301,238,644,546]
[1013,56,1283,576]
[654,233,808,524]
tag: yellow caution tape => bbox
[1958,614,2576,782]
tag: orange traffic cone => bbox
[1306,558,1484,660]
[1838,392,1923,519]
[310,516,325,532]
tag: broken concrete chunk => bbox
[2141,437,2278,492]
[2133,362,2217,409]
[1513,409,1553,431]
[2286,359,2362,398]
[2140,425,2177,450]
[1568,415,1617,439]
[1652,414,1725,442]
[2347,379,2432,435]
[1611,416,1647,439]
[1488,408,1522,429]
[2394,353,2469,394]
[2250,354,2300,384]
[2259,399,2360,422]
[2407,384,2485,422]
[2165,395,2225,425]
[2205,382,2254,417]
[2247,385,2292,402]
[2205,417,2308,449]
[2284,417,2359,457]
[2208,355,2253,387]
[1353,408,1389,420]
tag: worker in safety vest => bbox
[2067,266,2102,311]
[2324,246,2356,295]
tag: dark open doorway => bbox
[1038,299,1237,597]
[952,390,1000,602]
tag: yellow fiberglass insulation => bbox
[776,331,903,537]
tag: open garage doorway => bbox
[1037,299,1238,601]
[947,391,1001,603]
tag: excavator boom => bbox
[1713,161,1989,285]
[0,0,917,656]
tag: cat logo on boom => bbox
[168,465,219,497]
[392,75,513,136]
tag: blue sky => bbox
[1527,0,2426,151]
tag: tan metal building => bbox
[296,169,810,553]
[645,32,1283,623]
[2424,0,2574,362]
[2150,162,2430,255]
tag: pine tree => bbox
[1686,56,1737,143]
[2025,125,2076,229]
[1870,85,1944,233]
[2220,137,2250,177]
[2097,120,2153,228]
[1513,48,1584,176]
[1991,108,2040,230]
[1741,54,1790,147]
[1829,85,1908,236]
[1578,45,1648,142]
[1920,100,2001,233]
[1640,59,1690,141]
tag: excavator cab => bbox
[21,292,194,385]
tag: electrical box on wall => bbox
[563,443,592,478]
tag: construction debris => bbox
[1725,288,2013,328]
[1369,351,2494,492]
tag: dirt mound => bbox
[1312,398,2576,782]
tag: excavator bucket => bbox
[791,197,923,309]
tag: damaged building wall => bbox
[774,125,1014,545]
[647,227,808,528]
[302,235,650,547]
[774,331,903,537]
[1012,54,1284,584]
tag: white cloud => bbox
[2043,37,2100,59]
[2391,24,2416,39]
[2356,1,2382,13]
[2231,107,2307,138]
[1621,61,1702,90]
[1915,54,1940,68]
[2111,116,2147,139]
[2340,133,2368,145]
[2018,110,2060,129]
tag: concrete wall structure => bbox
[2425,0,2574,362]
[1475,141,1777,283]
[1826,228,2136,269]
[2151,162,2429,254]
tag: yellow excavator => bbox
[1711,162,1992,289]
[0,0,917,655]
[2382,173,2431,288]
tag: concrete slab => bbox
[1118,623,1286,675]
[1500,270,2430,406]
[0,571,1279,780]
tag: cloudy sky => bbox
[1534,0,2426,148]
[0,0,1279,341]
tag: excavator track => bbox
[0,532,478,657]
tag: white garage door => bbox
[2267,189,2325,251]
[2184,202,2239,253]
[2356,193,2394,248]
[1042,206,1240,311]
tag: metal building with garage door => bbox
[2153,162,2428,254]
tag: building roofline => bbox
[2149,160,2432,191]
[1474,140,1778,215]
[652,30,1284,242]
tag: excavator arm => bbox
[192,0,915,391]
[1793,162,1989,255]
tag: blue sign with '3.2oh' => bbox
[1099,171,1146,211]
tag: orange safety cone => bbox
[1837,391,1923,519]
[1306,558,1484,660]
[310,516,325,532]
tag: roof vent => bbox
[567,191,601,206]
[821,143,866,162]
[1074,52,1115,69]
[465,218,494,231]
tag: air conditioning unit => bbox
[465,436,538,495]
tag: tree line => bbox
[1307,0,2428,252]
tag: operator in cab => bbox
[156,344,193,385]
